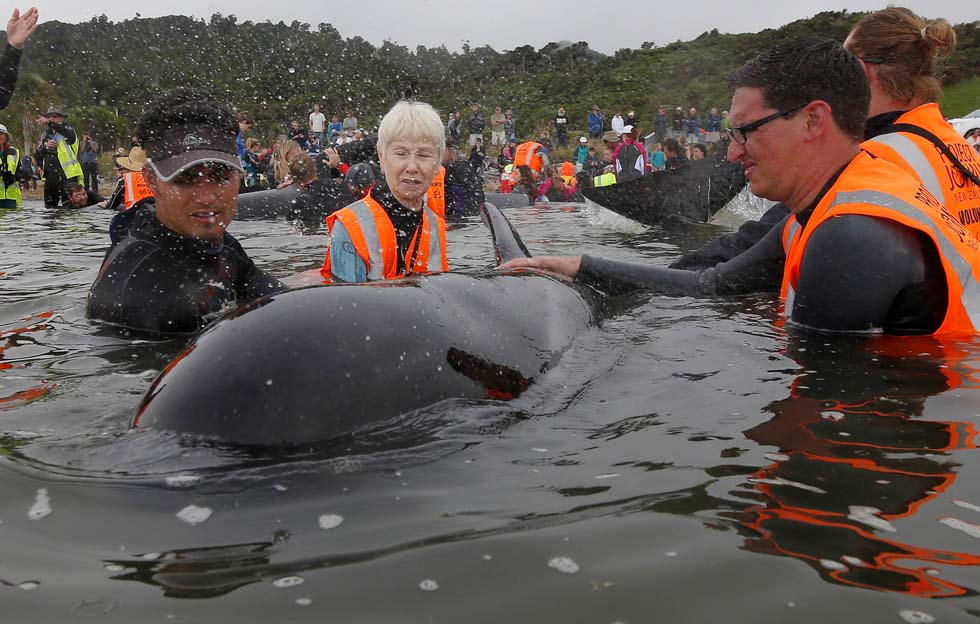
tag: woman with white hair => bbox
[320,100,448,282]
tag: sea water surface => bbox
[3,195,980,623]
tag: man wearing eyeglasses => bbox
[501,39,980,336]
[87,88,284,336]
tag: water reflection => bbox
[730,334,980,597]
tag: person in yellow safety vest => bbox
[0,123,22,208]
[500,40,980,336]
[512,140,549,180]
[34,105,82,207]
[105,146,155,211]
[845,7,980,239]
[592,165,617,187]
[322,100,448,283]
[559,161,575,186]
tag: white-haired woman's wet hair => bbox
[377,100,444,162]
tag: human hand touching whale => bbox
[497,255,582,279]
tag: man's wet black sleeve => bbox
[669,202,791,270]
[790,215,946,334]
[576,213,790,296]
[0,44,22,111]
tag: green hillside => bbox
[1,11,977,149]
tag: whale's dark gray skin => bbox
[582,157,746,226]
[132,204,599,446]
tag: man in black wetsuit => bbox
[87,88,284,336]
[0,8,38,110]
[501,39,980,336]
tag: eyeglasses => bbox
[725,103,806,145]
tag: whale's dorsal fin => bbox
[480,202,532,266]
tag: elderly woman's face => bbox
[379,139,439,210]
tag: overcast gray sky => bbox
[19,0,979,54]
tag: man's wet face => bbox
[69,189,88,207]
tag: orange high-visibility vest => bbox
[321,193,448,281]
[426,166,446,218]
[780,151,980,336]
[863,103,980,238]
[559,161,575,185]
[513,142,544,176]
[122,171,153,209]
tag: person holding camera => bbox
[34,105,82,207]
[0,123,22,208]
[79,131,100,193]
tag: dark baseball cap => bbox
[143,124,242,181]
[137,88,244,182]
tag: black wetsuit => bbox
[62,188,105,209]
[444,160,485,217]
[88,202,285,336]
[34,121,79,207]
[0,44,23,111]
[576,158,947,334]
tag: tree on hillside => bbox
[7,73,57,153]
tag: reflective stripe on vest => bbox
[514,142,544,175]
[122,171,153,208]
[781,164,980,335]
[593,172,617,187]
[345,199,391,281]
[324,195,448,281]
[835,189,980,330]
[865,133,944,202]
[417,205,445,273]
[862,104,980,238]
[1,148,21,206]
[57,135,83,180]
[780,217,802,316]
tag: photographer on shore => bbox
[34,105,82,207]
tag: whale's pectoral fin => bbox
[480,202,532,266]
[446,347,530,400]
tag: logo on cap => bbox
[181,134,209,148]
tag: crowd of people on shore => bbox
[3,5,980,344]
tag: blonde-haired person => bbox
[320,100,448,282]
[845,6,980,236]
[667,6,980,273]
[272,137,317,189]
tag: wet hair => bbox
[731,38,869,141]
[377,100,444,164]
[846,6,956,104]
[66,182,85,195]
[574,171,592,189]
[136,88,238,146]
[516,165,537,196]
[663,138,682,155]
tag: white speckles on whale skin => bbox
[318,514,344,530]
[418,579,439,592]
[165,473,202,488]
[28,488,51,520]
[176,505,212,526]
[272,576,304,589]
[548,557,579,574]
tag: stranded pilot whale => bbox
[132,204,601,446]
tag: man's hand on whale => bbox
[498,255,581,279]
